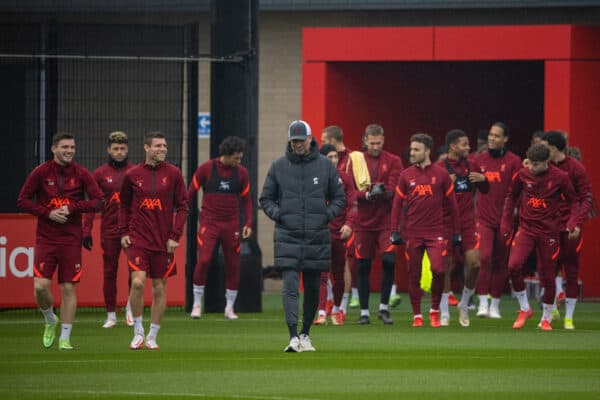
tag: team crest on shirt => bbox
[313,177,319,185]
[69,178,76,186]
[135,256,141,265]
[135,178,143,187]
[219,180,231,191]
[431,176,437,184]
[106,176,113,184]
[547,181,553,189]
[382,163,388,172]
[409,180,416,187]
[75,263,81,270]
[39,262,45,271]
[501,163,506,172]
[46,179,55,186]
[161,177,168,186]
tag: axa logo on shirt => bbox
[0,236,33,278]
[139,198,163,210]
[527,197,547,209]
[485,171,501,183]
[108,192,121,204]
[48,197,71,209]
[412,184,433,196]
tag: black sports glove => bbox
[390,231,404,245]
[452,234,462,248]
[366,183,385,201]
[82,236,93,251]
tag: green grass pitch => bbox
[1,293,599,400]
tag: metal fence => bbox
[0,22,195,212]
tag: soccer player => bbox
[437,130,488,327]
[474,122,522,318]
[259,120,345,352]
[82,131,135,328]
[501,143,579,331]
[314,144,356,325]
[321,125,360,309]
[541,131,592,329]
[390,133,460,328]
[119,132,188,350]
[354,124,404,325]
[188,136,253,320]
[17,132,104,350]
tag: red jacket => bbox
[501,164,578,238]
[354,150,404,231]
[475,150,522,228]
[330,170,357,239]
[118,162,188,252]
[391,163,459,238]
[83,161,134,239]
[553,155,593,230]
[188,158,253,226]
[18,160,104,245]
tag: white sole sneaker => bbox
[145,338,160,350]
[440,315,450,327]
[488,307,502,319]
[299,334,316,351]
[476,304,489,318]
[284,337,302,353]
[224,307,238,320]
[129,334,144,350]
[191,305,202,319]
[102,319,117,329]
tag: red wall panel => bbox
[303,27,434,62]
[435,25,572,61]
[567,61,600,297]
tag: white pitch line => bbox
[1,388,325,400]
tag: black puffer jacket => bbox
[259,139,346,271]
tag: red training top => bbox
[118,162,188,252]
[354,150,404,231]
[188,158,253,227]
[474,150,521,228]
[553,155,593,231]
[391,163,460,238]
[501,164,578,238]
[18,160,104,245]
[83,161,134,239]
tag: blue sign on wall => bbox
[198,112,211,138]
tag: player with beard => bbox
[391,133,460,328]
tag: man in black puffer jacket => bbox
[260,120,346,353]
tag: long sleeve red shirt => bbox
[17,160,104,245]
[118,162,188,252]
[83,161,134,239]
[330,170,357,239]
[391,163,460,238]
[553,155,593,230]
[501,164,578,237]
[474,150,522,228]
[436,155,489,229]
[355,150,404,231]
[187,158,253,227]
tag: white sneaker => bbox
[299,334,316,351]
[477,302,489,318]
[102,319,117,329]
[458,304,470,327]
[145,337,160,350]
[190,305,202,319]
[284,336,302,353]
[488,304,502,319]
[441,314,450,327]
[129,333,144,350]
[125,304,134,326]
[224,307,238,320]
